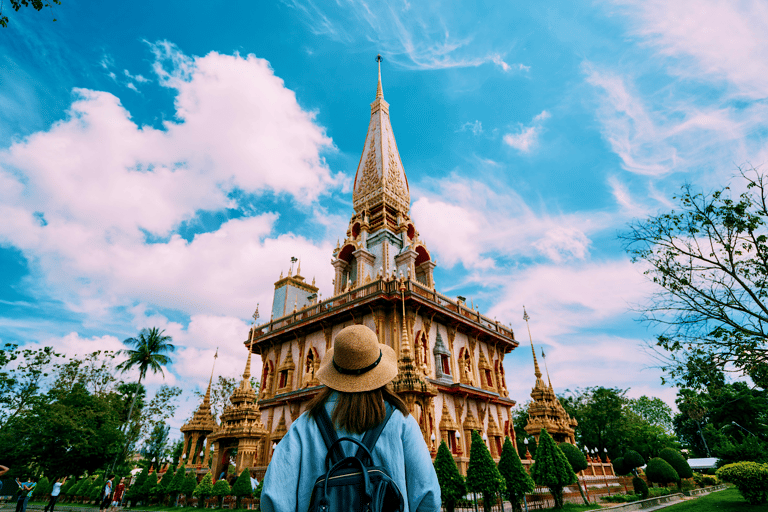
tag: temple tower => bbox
[180,353,219,467]
[522,308,577,444]
[247,56,519,475]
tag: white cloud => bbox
[458,120,483,134]
[0,45,338,319]
[503,110,549,153]
[411,175,604,269]
[611,0,768,99]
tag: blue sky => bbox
[2,0,768,433]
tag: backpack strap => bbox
[356,402,395,460]
[315,406,345,466]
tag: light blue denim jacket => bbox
[260,392,441,512]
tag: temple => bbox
[522,308,577,444]
[182,56,522,477]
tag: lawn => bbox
[664,488,764,512]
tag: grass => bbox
[663,488,764,512]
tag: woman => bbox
[260,324,441,512]
[110,478,125,511]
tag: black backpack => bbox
[308,402,405,512]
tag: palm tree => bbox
[117,327,175,433]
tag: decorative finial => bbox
[252,304,260,324]
[204,348,218,405]
[296,259,302,277]
[376,54,383,99]
[523,306,543,380]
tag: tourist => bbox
[14,477,36,512]
[260,324,441,512]
[110,477,126,511]
[0,465,9,493]
[99,475,115,512]
[249,471,258,492]
[44,477,66,512]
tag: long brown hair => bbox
[307,385,409,434]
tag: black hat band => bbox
[332,349,382,375]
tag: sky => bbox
[2,0,768,438]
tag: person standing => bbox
[44,477,66,512]
[99,475,115,512]
[249,471,258,492]
[260,324,441,512]
[110,477,125,511]
[14,477,36,512]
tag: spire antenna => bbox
[523,306,542,380]
[376,54,383,99]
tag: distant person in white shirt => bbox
[249,471,259,491]
[44,477,66,512]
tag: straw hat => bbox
[316,324,398,392]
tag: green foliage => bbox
[139,471,157,503]
[125,470,147,504]
[182,471,197,497]
[558,443,588,473]
[632,476,649,499]
[498,437,534,512]
[59,477,76,496]
[512,405,537,460]
[68,478,87,497]
[645,457,679,487]
[167,463,186,496]
[628,397,674,433]
[33,477,50,497]
[231,469,253,509]
[659,447,693,485]
[253,479,263,502]
[0,0,62,28]
[623,450,645,472]
[211,479,230,497]
[716,461,768,505]
[622,169,768,387]
[530,429,576,509]
[466,431,505,512]
[89,475,105,501]
[612,457,629,476]
[434,440,467,509]
[193,472,214,508]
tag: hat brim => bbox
[316,344,398,393]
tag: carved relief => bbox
[354,142,379,207]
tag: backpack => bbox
[308,402,405,512]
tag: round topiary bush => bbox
[632,476,649,499]
[645,458,679,488]
[612,456,629,476]
[624,450,645,475]
[659,448,692,488]
[716,461,768,505]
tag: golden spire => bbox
[523,306,543,381]
[542,347,553,389]
[296,259,302,277]
[239,323,256,391]
[376,54,383,99]
[203,348,218,406]
[400,281,411,355]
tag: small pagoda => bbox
[208,339,269,477]
[522,308,577,444]
[180,357,219,467]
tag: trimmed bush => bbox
[612,456,629,476]
[125,470,147,507]
[33,477,50,498]
[182,471,198,498]
[717,461,768,505]
[253,479,263,502]
[632,476,649,499]
[434,441,467,512]
[529,429,576,509]
[231,469,253,509]
[193,472,214,508]
[139,471,157,504]
[167,463,186,503]
[659,448,692,489]
[624,450,645,475]
[467,430,506,512]
[557,443,588,505]
[498,437,534,512]
[645,458,679,487]
[211,479,231,507]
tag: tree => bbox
[622,169,768,387]
[193,376,237,419]
[182,471,198,500]
[557,443,588,505]
[623,450,645,476]
[193,472,214,508]
[659,448,693,489]
[645,458,679,488]
[717,461,768,505]
[433,441,467,512]
[466,430,505,512]
[211,479,231,507]
[231,469,253,509]
[142,423,171,471]
[529,429,576,509]
[125,470,146,507]
[497,437,534,512]
[0,344,61,428]
[0,0,61,28]
[560,387,628,458]
[512,405,536,459]
[116,328,175,438]
[628,396,674,434]
[167,463,187,503]
[139,471,157,505]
